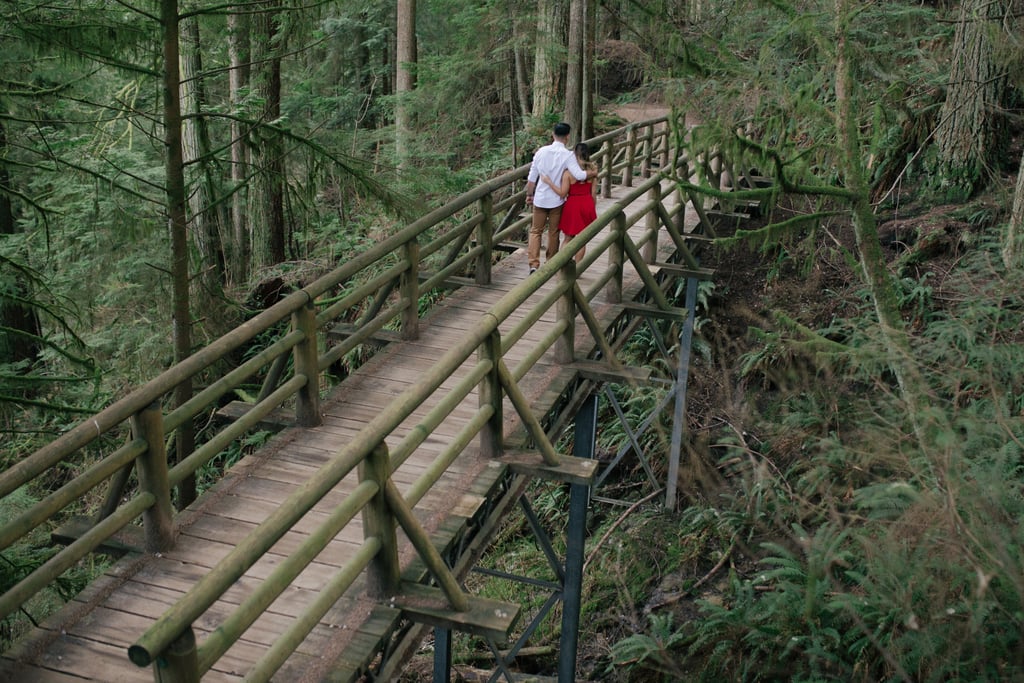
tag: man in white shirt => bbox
[524,122,595,274]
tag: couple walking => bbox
[525,122,599,274]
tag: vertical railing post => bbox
[361,443,401,598]
[476,193,493,285]
[401,238,420,340]
[660,121,671,169]
[600,139,613,199]
[624,126,637,187]
[676,159,690,235]
[640,124,654,178]
[643,182,661,264]
[555,259,576,364]
[292,299,322,428]
[605,213,625,304]
[132,401,175,553]
[478,330,503,458]
[152,626,199,683]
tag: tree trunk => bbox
[1003,148,1024,268]
[161,0,196,507]
[563,0,585,136]
[180,16,227,307]
[0,116,42,367]
[532,0,567,118]
[933,0,1007,198]
[834,0,944,451]
[227,9,250,285]
[250,1,286,271]
[395,0,416,166]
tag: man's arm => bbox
[525,180,536,205]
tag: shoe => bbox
[529,268,537,275]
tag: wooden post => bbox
[478,330,503,458]
[360,443,401,598]
[401,238,420,339]
[605,213,625,304]
[555,259,576,364]
[292,299,322,428]
[600,140,613,199]
[624,126,637,188]
[643,182,661,264]
[476,193,493,285]
[641,124,654,178]
[132,402,175,553]
[152,626,199,683]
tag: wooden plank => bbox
[617,300,690,322]
[214,400,294,431]
[567,358,652,384]
[51,515,144,556]
[498,451,599,486]
[327,322,403,344]
[391,582,520,643]
[650,261,715,279]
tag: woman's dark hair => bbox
[574,143,591,161]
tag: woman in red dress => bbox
[541,143,598,263]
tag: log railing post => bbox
[151,626,199,683]
[641,124,654,178]
[360,443,401,598]
[132,401,175,553]
[476,193,493,285]
[292,299,322,428]
[555,259,576,364]
[478,330,503,458]
[401,239,420,339]
[624,126,637,187]
[600,140,613,199]
[605,213,626,304]
[644,182,661,264]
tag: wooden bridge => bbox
[0,116,760,681]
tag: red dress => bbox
[559,181,597,236]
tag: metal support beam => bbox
[666,277,699,510]
[559,393,597,682]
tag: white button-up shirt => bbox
[527,141,588,209]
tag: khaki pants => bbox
[527,205,563,270]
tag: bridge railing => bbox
[0,115,735,680]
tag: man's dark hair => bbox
[553,122,571,138]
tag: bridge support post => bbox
[133,401,175,553]
[361,443,401,597]
[666,276,699,511]
[624,126,637,187]
[151,626,198,683]
[606,213,626,304]
[555,260,576,364]
[479,330,504,458]
[643,182,661,264]
[402,238,421,339]
[476,193,493,285]
[292,299,322,427]
[558,393,596,682]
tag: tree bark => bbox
[181,16,227,306]
[532,0,567,118]
[563,0,585,136]
[250,1,286,271]
[162,0,196,506]
[395,0,416,167]
[934,0,1007,198]
[1003,148,1024,268]
[227,9,250,285]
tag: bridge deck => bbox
[1,179,688,682]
